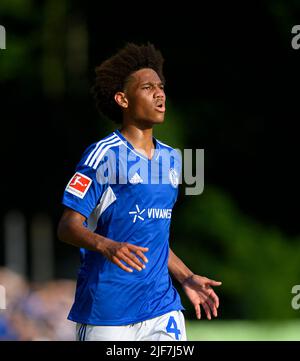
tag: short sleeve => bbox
[61,142,112,219]
[62,162,107,219]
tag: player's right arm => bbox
[59,143,148,273]
[57,207,148,273]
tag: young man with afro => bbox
[57,43,222,341]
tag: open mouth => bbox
[155,103,165,112]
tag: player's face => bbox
[123,68,166,126]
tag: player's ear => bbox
[114,92,128,109]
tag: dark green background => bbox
[1,0,300,320]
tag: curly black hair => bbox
[91,42,165,123]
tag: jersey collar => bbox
[114,129,161,161]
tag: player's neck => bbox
[119,125,155,159]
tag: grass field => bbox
[186,320,300,341]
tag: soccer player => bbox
[57,43,222,341]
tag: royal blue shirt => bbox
[62,129,184,325]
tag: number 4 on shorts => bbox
[166,315,181,340]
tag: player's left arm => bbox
[168,248,222,320]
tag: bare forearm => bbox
[57,214,107,253]
[168,248,194,284]
[57,208,150,273]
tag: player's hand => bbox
[101,238,149,273]
[182,274,222,320]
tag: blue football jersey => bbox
[62,129,185,325]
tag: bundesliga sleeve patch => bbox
[65,172,92,199]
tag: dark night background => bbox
[1,0,300,331]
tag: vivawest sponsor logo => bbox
[129,204,172,223]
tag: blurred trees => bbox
[159,103,300,320]
[1,0,300,321]
[172,186,300,320]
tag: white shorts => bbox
[76,310,187,341]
